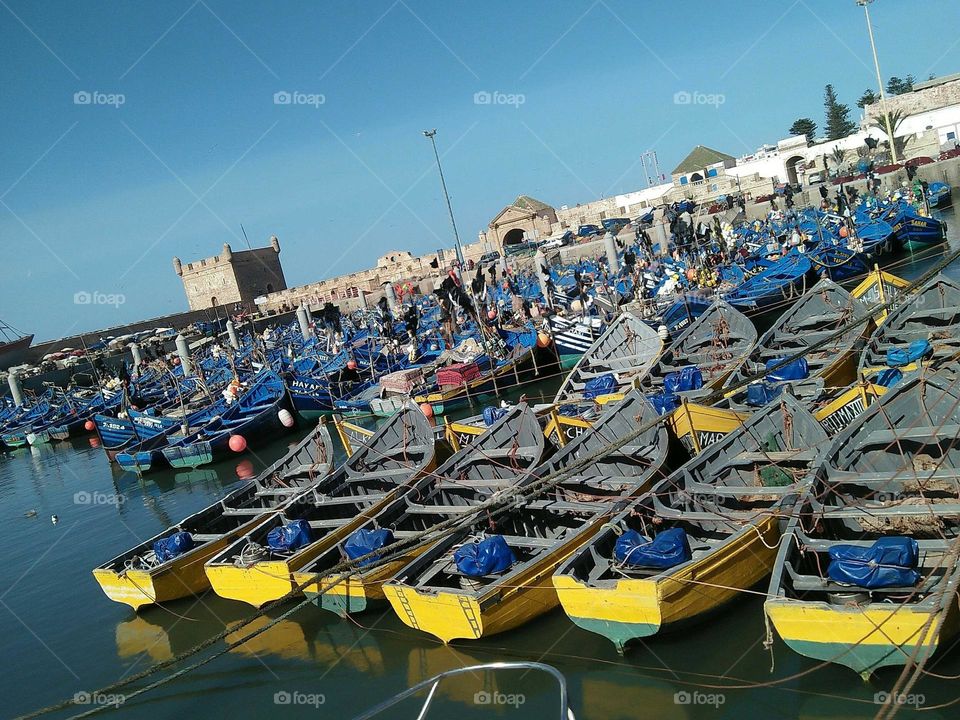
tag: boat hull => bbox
[553,515,780,652]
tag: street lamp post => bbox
[857,0,898,163]
[423,129,465,266]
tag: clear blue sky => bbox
[1,0,958,340]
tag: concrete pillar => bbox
[226,320,239,350]
[296,304,310,340]
[604,232,619,272]
[175,334,193,376]
[130,342,143,370]
[305,303,314,327]
[653,222,668,256]
[7,369,24,407]
[384,282,398,313]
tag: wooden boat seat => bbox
[349,467,418,481]
[314,492,388,506]
[221,506,272,516]
[189,533,223,542]
[522,498,617,513]
[785,562,940,594]
[729,450,819,463]
[852,426,960,449]
[403,501,477,515]
[307,518,350,529]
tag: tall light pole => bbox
[857,0,898,163]
[423,129,465,266]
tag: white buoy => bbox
[130,342,143,370]
[7,369,24,407]
[226,319,239,350]
[175,334,193,376]
[278,408,295,428]
[603,231,619,272]
[296,304,310,340]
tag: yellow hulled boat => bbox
[766,372,960,676]
[383,388,668,643]
[294,403,548,615]
[92,421,334,610]
[204,403,435,608]
[553,394,828,652]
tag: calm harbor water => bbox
[4,206,960,720]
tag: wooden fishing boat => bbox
[160,371,291,469]
[638,299,757,405]
[860,274,960,374]
[665,399,748,455]
[294,403,548,616]
[553,312,662,404]
[765,372,960,675]
[811,378,887,436]
[553,394,827,652]
[850,266,910,326]
[723,251,812,311]
[887,202,946,251]
[92,420,335,610]
[382,388,668,643]
[721,279,867,412]
[203,403,435,608]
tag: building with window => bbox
[173,237,286,311]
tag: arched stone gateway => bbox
[503,228,526,245]
[785,155,804,187]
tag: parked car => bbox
[806,172,824,185]
[577,224,602,237]
[476,251,501,268]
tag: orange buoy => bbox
[346,360,358,370]
[228,434,247,452]
[235,459,255,479]
[839,226,849,238]
[536,332,551,348]
[89,437,101,449]
[419,402,434,418]
[487,309,497,320]
[84,420,96,432]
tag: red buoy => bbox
[84,420,96,432]
[228,434,247,453]
[346,360,358,370]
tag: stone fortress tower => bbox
[174,236,286,311]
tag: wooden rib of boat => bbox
[92,420,335,610]
[382,388,668,643]
[850,266,910,327]
[294,403,548,616]
[860,274,960,373]
[553,312,662,404]
[639,299,757,401]
[722,279,868,412]
[553,394,827,652]
[203,403,435,608]
[765,372,960,675]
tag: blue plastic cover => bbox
[887,339,932,367]
[584,373,617,399]
[663,366,703,394]
[876,368,903,388]
[827,537,920,589]
[746,382,783,408]
[614,528,692,569]
[765,357,809,382]
[267,519,313,552]
[153,532,193,562]
[343,528,395,566]
[647,393,680,415]
[482,406,509,426]
[454,535,516,577]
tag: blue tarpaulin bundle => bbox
[765,357,809,382]
[663,366,703,394]
[887,339,932,368]
[647,393,680,415]
[267,519,313,552]
[614,528,692,569]
[746,382,783,407]
[584,373,617,399]
[827,537,920,589]
[876,368,903,388]
[482,406,509,426]
[343,528,395,566]
[153,532,193,562]
[454,535,516,577]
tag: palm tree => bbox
[869,110,907,160]
[830,146,847,175]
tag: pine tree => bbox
[824,84,856,140]
[788,118,817,142]
[856,88,877,108]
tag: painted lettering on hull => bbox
[819,398,865,434]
